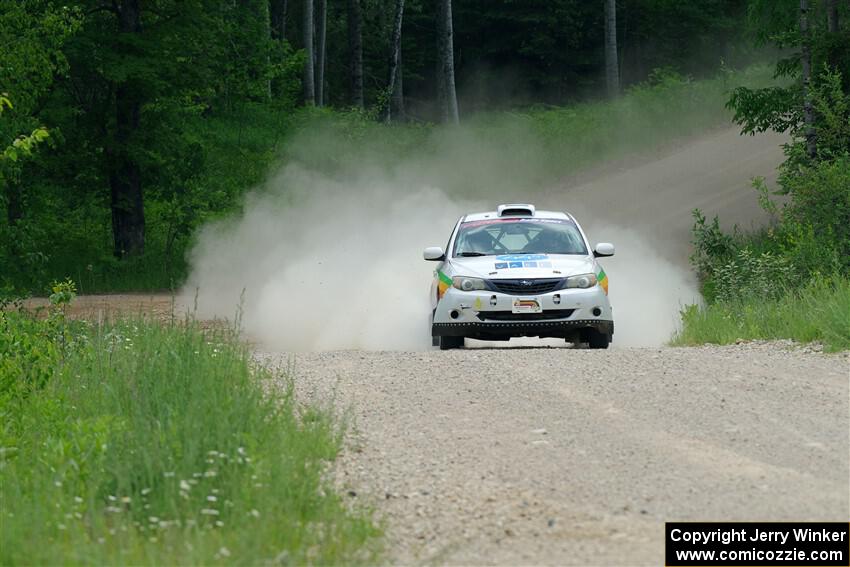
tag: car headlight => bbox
[452,276,488,291]
[564,273,598,289]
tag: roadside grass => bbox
[0,310,380,565]
[672,278,850,352]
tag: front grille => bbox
[488,278,564,295]
[477,309,575,321]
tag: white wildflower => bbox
[200,509,219,516]
[250,509,260,518]
[207,495,217,502]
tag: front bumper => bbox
[432,286,613,340]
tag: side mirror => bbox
[593,242,615,258]
[423,246,445,261]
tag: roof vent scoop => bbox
[497,203,536,217]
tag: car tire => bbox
[439,335,464,350]
[587,329,611,350]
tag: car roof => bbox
[462,209,573,222]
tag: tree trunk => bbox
[303,0,315,105]
[271,0,288,41]
[262,0,272,100]
[826,0,839,33]
[110,0,145,259]
[436,0,459,124]
[800,0,816,158]
[385,0,405,122]
[5,181,22,225]
[315,0,327,106]
[348,0,364,108]
[604,0,620,97]
[392,50,405,121]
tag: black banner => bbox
[666,522,850,566]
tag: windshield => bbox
[453,218,588,257]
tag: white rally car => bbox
[424,204,614,350]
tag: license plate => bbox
[512,297,542,314]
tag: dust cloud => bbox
[183,165,478,351]
[183,122,781,351]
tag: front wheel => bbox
[439,335,465,350]
[587,329,611,349]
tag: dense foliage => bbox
[682,1,850,348]
[0,0,766,295]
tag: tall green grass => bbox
[672,279,850,352]
[0,312,380,564]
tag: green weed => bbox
[0,313,380,565]
[672,278,850,352]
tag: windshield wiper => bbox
[456,252,488,257]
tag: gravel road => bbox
[259,342,849,565]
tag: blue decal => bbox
[496,254,548,262]
[523,261,538,268]
[508,261,523,268]
[494,262,508,270]
[539,261,552,268]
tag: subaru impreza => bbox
[424,204,614,350]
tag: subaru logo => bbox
[520,280,533,286]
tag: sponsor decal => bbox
[523,261,538,268]
[597,267,609,295]
[496,254,548,261]
[508,261,523,268]
[474,297,482,310]
[437,270,452,299]
[494,262,509,270]
[539,261,553,268]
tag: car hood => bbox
[448,254,595,279]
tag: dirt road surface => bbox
[263,344,849,565]
[541,127,789,262]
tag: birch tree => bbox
[800,0,816,158]
[348,0,364,108]
[385,0,405,122]
[604,0,620,97]
[392,50,405,120]
[315,0,327,106]
[436,0,459,124]
[303,0,315,105]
